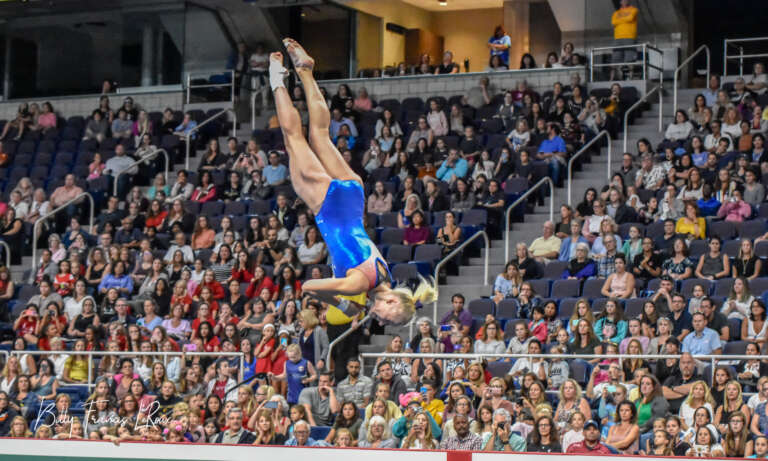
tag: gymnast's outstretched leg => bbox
[283,38,362,187]
[269,52,330,215]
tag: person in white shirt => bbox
[747,62,768,95]
[164,232,194,264]
[8,190,28,219]
[664,110,694,143]
[104,144,138,199]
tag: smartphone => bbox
[280,337,288,347]
[183,344,197,352]
[420,386,428,395]
[598,364,609,370]
[440,325,451,332]
[264,401,278,409]
[606,385,616,393]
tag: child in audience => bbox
[547,345,570,390]
[561,411,586,452]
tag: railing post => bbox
[186,73,190,105]
[431,231,490,326]
[590,49,594,82]
[184,109,235,171]
[723,40,728,79]
[251,90,258,132]
[32,192,94,275]
[87,354,93,390]
[230,70,236,103]
[623,85,660,153]
[503,177,554,263]
[567,130,610,206]
[642,43,647,81]
[327,315,370,365]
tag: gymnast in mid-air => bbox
[269,39,435,326]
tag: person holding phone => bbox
[483,408,526,452]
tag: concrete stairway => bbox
[378,85,707,343]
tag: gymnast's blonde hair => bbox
[390,275,438,325]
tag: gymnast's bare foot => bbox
[283,38,315,70]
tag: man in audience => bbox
[528,221,562,262]
[164,232,194,264]
[440,293,472,335]
[698,297,730,342]
[255,228,286,266]
[566,420,612,454]
[436,149,468,184]
[28,279,62,314]
[168,170,194,202]
[670,292,693,341]
[285,420,322,446]
[617,153,637,186]
[105,144,138,199]
[663,352,701,413]
[536,123,567,187]
[703,74,721,107]
[8,190,28,219]
[650,275,674,315]
[329,108,358,139]
[299,372,340,427]
[370,361,407,404]
[594,236,618,278]
[483,408,526,452]
[487,25,511,68]
[459,125,482,159]
[634,153,665,191]
[263,151,288,186]
[440,414,483,450]
[681,312,723,356]
[336,358,373,408]
[114,216,142,249]
[213,408,256,444]
[49,173,85,231]
[654,219,679,256]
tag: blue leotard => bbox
[315,179,392,290]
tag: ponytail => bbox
[390,275,438,324]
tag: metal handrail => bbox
[326,314,369,366]
[590,43,663,82]
[11,350,244,390]
[673,45,711,115]
[112,149,170,196]
[0,241,10,267]
[31,192,94,274]
[185,108,237,169]
[724,37,768,79]
[503,177,554,263]
[567,130,611,206]
[432,230,490,326]
[185,69,235,105]
[623,85,662,153]
[360,352,759,385]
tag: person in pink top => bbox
[717,187,752,222]
[37,102,58,133]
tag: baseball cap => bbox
[584,420,599,430]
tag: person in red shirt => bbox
[197,321,220,352]
[170,280,193,316]
[191,303,216,338]
[13,307,39,344]
[194,269,225,300]
[144,199,168,229]
[197,286,220,315]
[566,420,613,454]
[230,251,254,283]
[214,303,240,337]
[245,265,276,299]
[53,260,76,297]
[253,324,276,384]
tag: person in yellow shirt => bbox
[419,380,446,426]
[675,201,706,240]
[611,0,639,80]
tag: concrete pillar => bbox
[503,0,531,70]
[141,24,154,87]
[155,30,164,85]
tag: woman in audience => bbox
[359,415,397,448]
[743,167,766,205]
[190,171,217,203]
[695,237,731,280]
[426,99,448,137]
[526,415,561,453]
[723,411,754,457]
[375,109,403,139]
[722,107,743,140]
[493,262,522,304]
[666,416,692,456]
[604,400,640,454]
[648,316,674,354]
[734,239,762,279]
[403,210,430,246]
[601,254,635,299]
[559,220,587,262]
[635,374,670,433]
[663,110,695,149]
[567,299,594,336]
[554,379,591,432]
[680,381,716,429]
[662,238,695,281]
[400,412,437,449]
[561,242,596,280]
[685,426,725,457]
[569,319,603,359]
[689,94,709,127]
[593,299,628,344]
[676,201,706,240]
[714,380,751,434]
[581,198,608,244]
[737,342,768,392]
[722,277,755,321]
[367,181,392,215]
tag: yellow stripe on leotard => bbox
[325,293,367,325]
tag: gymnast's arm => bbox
[302,270,370,297]
[303,290,365,318]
